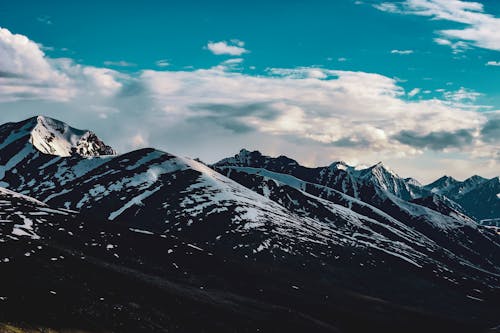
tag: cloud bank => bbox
[0,26,498,182]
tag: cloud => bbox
[37,16,53,25]
[155,59,170,67]
[374,3,400,13]
[433,37,469,54]
[0,27,497,182]
[0,27,122,102]
[0,27,73,101]
[206,40,248,56]
[139,66,490,160]
[375,0,500,52]
[443,87,481,103]
[408,88,420,97]
[103,60,136,67]
[391,49,413,55]
[486,61,500,66]
[480,116,500,143]
[393,129,475,150]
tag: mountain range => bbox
[0,116,499,333]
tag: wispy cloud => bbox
[103,60,136,67]
[433,37,470,54]
[155,59,170,67]
[408,88,420,97]
[391,49,413,55]
[376,0,500,52]
[36,15,53,25]
[444,87,481,103]
[486,61,500,67]
[205,40,248,56]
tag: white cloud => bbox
[444,87,481,103]
[222,58,244,64]
[433,37,469,53]
[0,27,73,101]
[206,40,249,56]
[486,61,500,66]
[155,59,170,67]
[0,27,497,182]
[391,49,413,55]
[374,3,400,13]
[103,60,136,67]
[408,88,420,97]
[376,0,500,52]
[0,27,122,102]
[140,66,489,159]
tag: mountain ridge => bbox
[1,116,499,332]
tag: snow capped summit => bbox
[328,161,349,171]
[0,115,115,158]
[29,116,116,157]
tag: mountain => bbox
[216,149,500,222]
[410,193,473,223]
[3,187,497,333]
[424,175,461,195]
[1,117,500,332]
[458,177,500,221]
[0,116,115,158]
[213,156,500,277]
[423,174,499,221]
[215,149,426,200]
[424,175,488,199]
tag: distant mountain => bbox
[423,175,488,200]
[213,150,500,276]
[215,149,426,200]
[1,117,500,332]
[458,177,500,221]
[216,149,500,222]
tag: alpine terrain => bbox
[0,116,499,333]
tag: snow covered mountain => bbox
[0,186,76,241]
[424,175,488,199]
[1,117,500,332]
[423,174,499,221]
[0,115,115,159]
[215,149,427,200]
[216,149,500,222]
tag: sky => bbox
[0,0,499,183]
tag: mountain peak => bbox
[367,161,398,177]
[1,115,116,157]
[441,175,457,182]
[464,175,487,183]
[29,115,116,157]
[328,161,349,171]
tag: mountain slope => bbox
[2,188,498,333]
[457,177,500,221]
[424,175,488,199]
[1,117,500,332]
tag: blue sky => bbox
[0,0,499,182]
